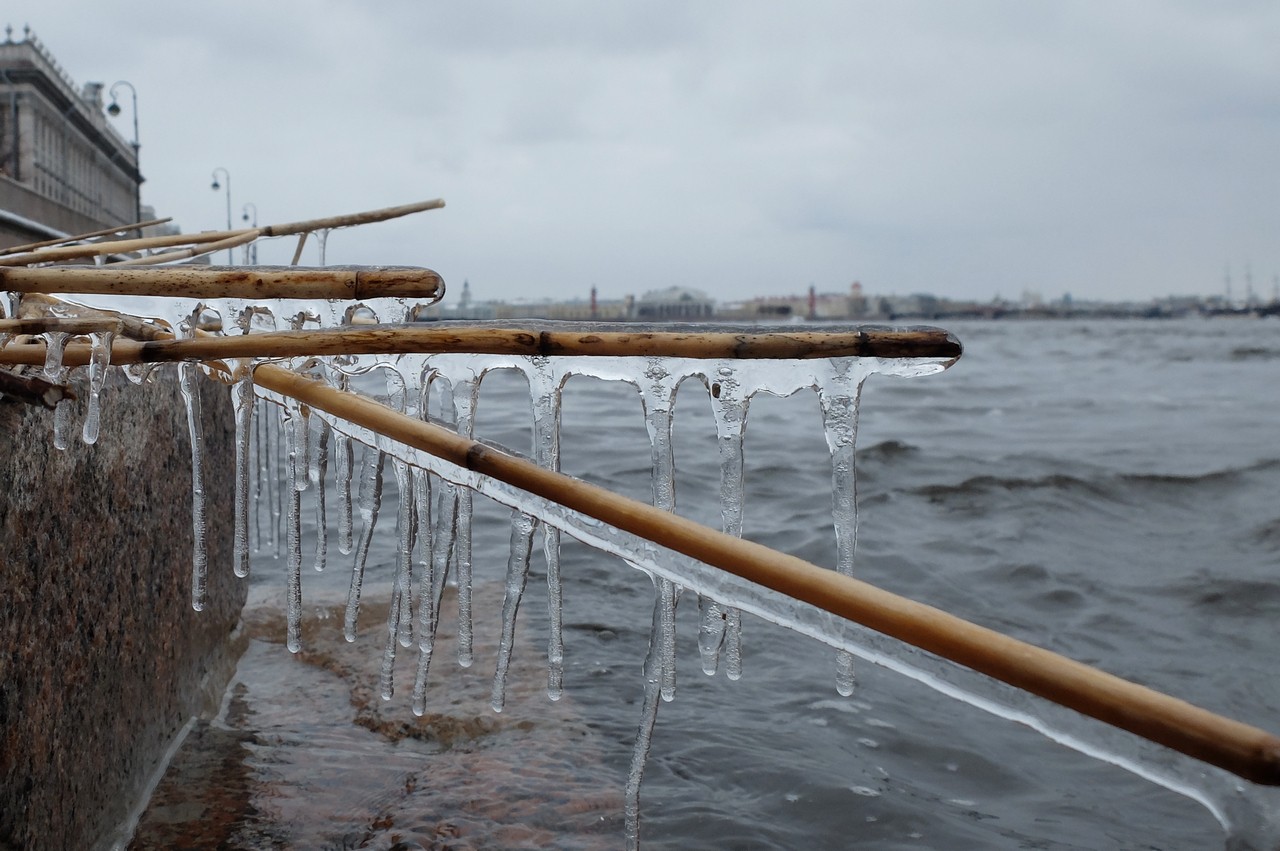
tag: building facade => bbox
[0,25,141,248]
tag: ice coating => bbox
[80,330,114,445]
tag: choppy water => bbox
[129,318,1280,850]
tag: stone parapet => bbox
[0,369,244,850]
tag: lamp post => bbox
[106,81,141,234]
[242,202,258,265]
[210,167,232,264]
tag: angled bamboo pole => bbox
[111,229,262,266]
[252,362,1280,788]
[258,198,445,237]
[0,217,173,256]
[0,317,122,336]
[0,368,74,408]
[0,325,963,367]
[0,228,255,267]
[0,266,443,301]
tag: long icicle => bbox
[452,376,479,668]
[411,478,457,716]
[282,402,304,652]
[491,508,536,712]
[41,331,71,450]
[639,362,681,703]
[701,365,750,680]
[817,361,866,696]
[344,446,385,642]
[80,330,114,445]
[311,417,330,572]
[625,576,667,851]
[230,365,255,578]
[177,359,208,611]
[528,358,567,700]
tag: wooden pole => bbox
[247,362,1280,787]
[258,198,445,238]
[0,317,122,336]
[0,368,74,408]
[0,266,443,301]
[110,229,262,266]
[0,325,962,367]
[0,228,255,267]
[0,218,173,256]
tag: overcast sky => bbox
[11,2,1280,304]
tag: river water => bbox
[128,317,1280,850]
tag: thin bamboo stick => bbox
[0,266,443,301]
[0,324,963,367]
[0,368,74,408]
[0,317,122,336]
[258,198,445,237]
[0,218,173,256]
[252,362,1280,787]
[110,229,262,266]
[0,228,255,267]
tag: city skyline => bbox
[6,3,1280,305]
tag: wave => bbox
[905,457,1280,506]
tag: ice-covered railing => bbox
[2,281,1280,850]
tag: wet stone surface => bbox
[0,369,243,850]
[129,585,625,850]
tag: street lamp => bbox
[242,202,258,265]
[210,167,232,264]
[106,80,141,233]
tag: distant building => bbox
[634,286,713,320]
[0,25,142,248]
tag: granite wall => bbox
[0,368,245,850]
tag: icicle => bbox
[491,508,536,713]
[253,396,264,553]
[41,331,71,450]
[411,479,457,716]
[528,358,566,700]
[639,362,681,702]
[625,580,667,850]
[701,364,750,679]
[79,330,114,445]
[292,404,310,492]
[334,430,355,555]
[344,447,384,642]
[230,367,255,578]
[452,377,479,668]
[311,419,330,572]
[281,403,303,652]
[393,458,415,648]
[177,360,208,612]
[818,363,866,697]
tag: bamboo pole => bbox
[258,198,445,237]
[110,229,262,266]
[0,324,962,367]
[0,218,173,256]
[0,266,443,301]
[0,368,74,408]
[251,362,1280,787]
[0,228,255,267]
[0,317,122,336]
